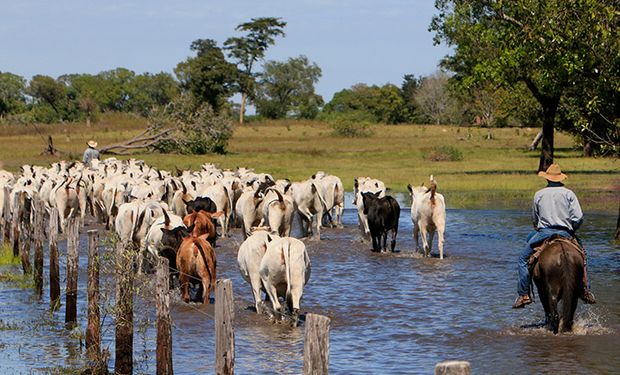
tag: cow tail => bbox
[283,240,293,304]
[162,208,171,227]
[311,182,329,211]
[430,182,437,207]
[273,189,285,210]
[133,208,146,243]
[195,238,215,293]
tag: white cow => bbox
[290,179,327,240]
[259,236,311,326]
[200,182,232,237]
[312,171,345,228]
[235,188,265,239]
[407,175,446,259]
[261,187,294,237]
[237,230,275,314]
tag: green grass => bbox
[0,244,19,266]
[0,114,617,212]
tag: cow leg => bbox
[413,224,420,252]
[371,235,379,252]
[428,230,436,258]
[390,227,398,252]
[218,215,227,238]
[382,231,388,253]
[250,275,265,314]
[288,287,302,327]
[420,227,430,257]
[262,282,282,321]
[437,228,445,260]
[314,210,322,240]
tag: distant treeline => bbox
[0,9,617,158]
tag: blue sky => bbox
[1,0,451,103]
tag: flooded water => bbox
[1,193,619,374]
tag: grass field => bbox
[0,114,617,212]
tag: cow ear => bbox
[407,184,413,194]
[374,191,381,197]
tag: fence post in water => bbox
[215,279,234,375]
[10,191,20,257]
[434,361,471,375]
[33,199,45,295]
[0,186,8,245]
[2,186,11,244]
[156,256,173,375]
[303,313,331,375]
[115,241,134,375]
[18,195,32,274]
[86,230,101,362]
[65,217,80,328]
[49,207,60,310]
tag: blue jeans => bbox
[517,228,573,296]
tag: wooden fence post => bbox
[86,230,101,361]
[303,314,331,375]
[215,279,234,375]
[156,257,173,375]
[18,195,32,274]
[2,186,11,244]
[33,199,45,295]
[65,217,80,328]
[49,207,60,310]
[10,191,20,257]
[434,361,471,375]
[115,241,134,375]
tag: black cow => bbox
[159,224,194,287]
[183,196,217,214]
[361,192,400,252]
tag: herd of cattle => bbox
[0,158,446,325]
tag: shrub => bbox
[330,117,374,138]
[423,146,463,161]
[149,95,233,154]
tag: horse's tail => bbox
[560,242,580,332]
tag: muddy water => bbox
[0,194,619,374]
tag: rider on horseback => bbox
[512,163,596,308]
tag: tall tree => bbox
[224,17,286,123]
[0,72,26,118]
[414,71,457,125]
[27,75,67,118]
[254,55,323,119]
[175,39,238,113]
[431,0,618,171]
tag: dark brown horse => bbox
[531,238,584,334]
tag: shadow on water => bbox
[0,194,618,374]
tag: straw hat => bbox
[538,163,567,182]
[87,140,98,148]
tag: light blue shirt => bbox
[82,147,100,167]
[532,184,583,232]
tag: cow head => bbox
[361,191,381,215]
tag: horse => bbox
[530,237,584,334]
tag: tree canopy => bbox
[254,55,323,119]
[431,0,619,169]
[224,17,287,123]
[175,39,239,113]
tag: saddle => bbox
[527,235,584,270]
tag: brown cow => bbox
[183,211,223,246]
[177,234,216,304]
